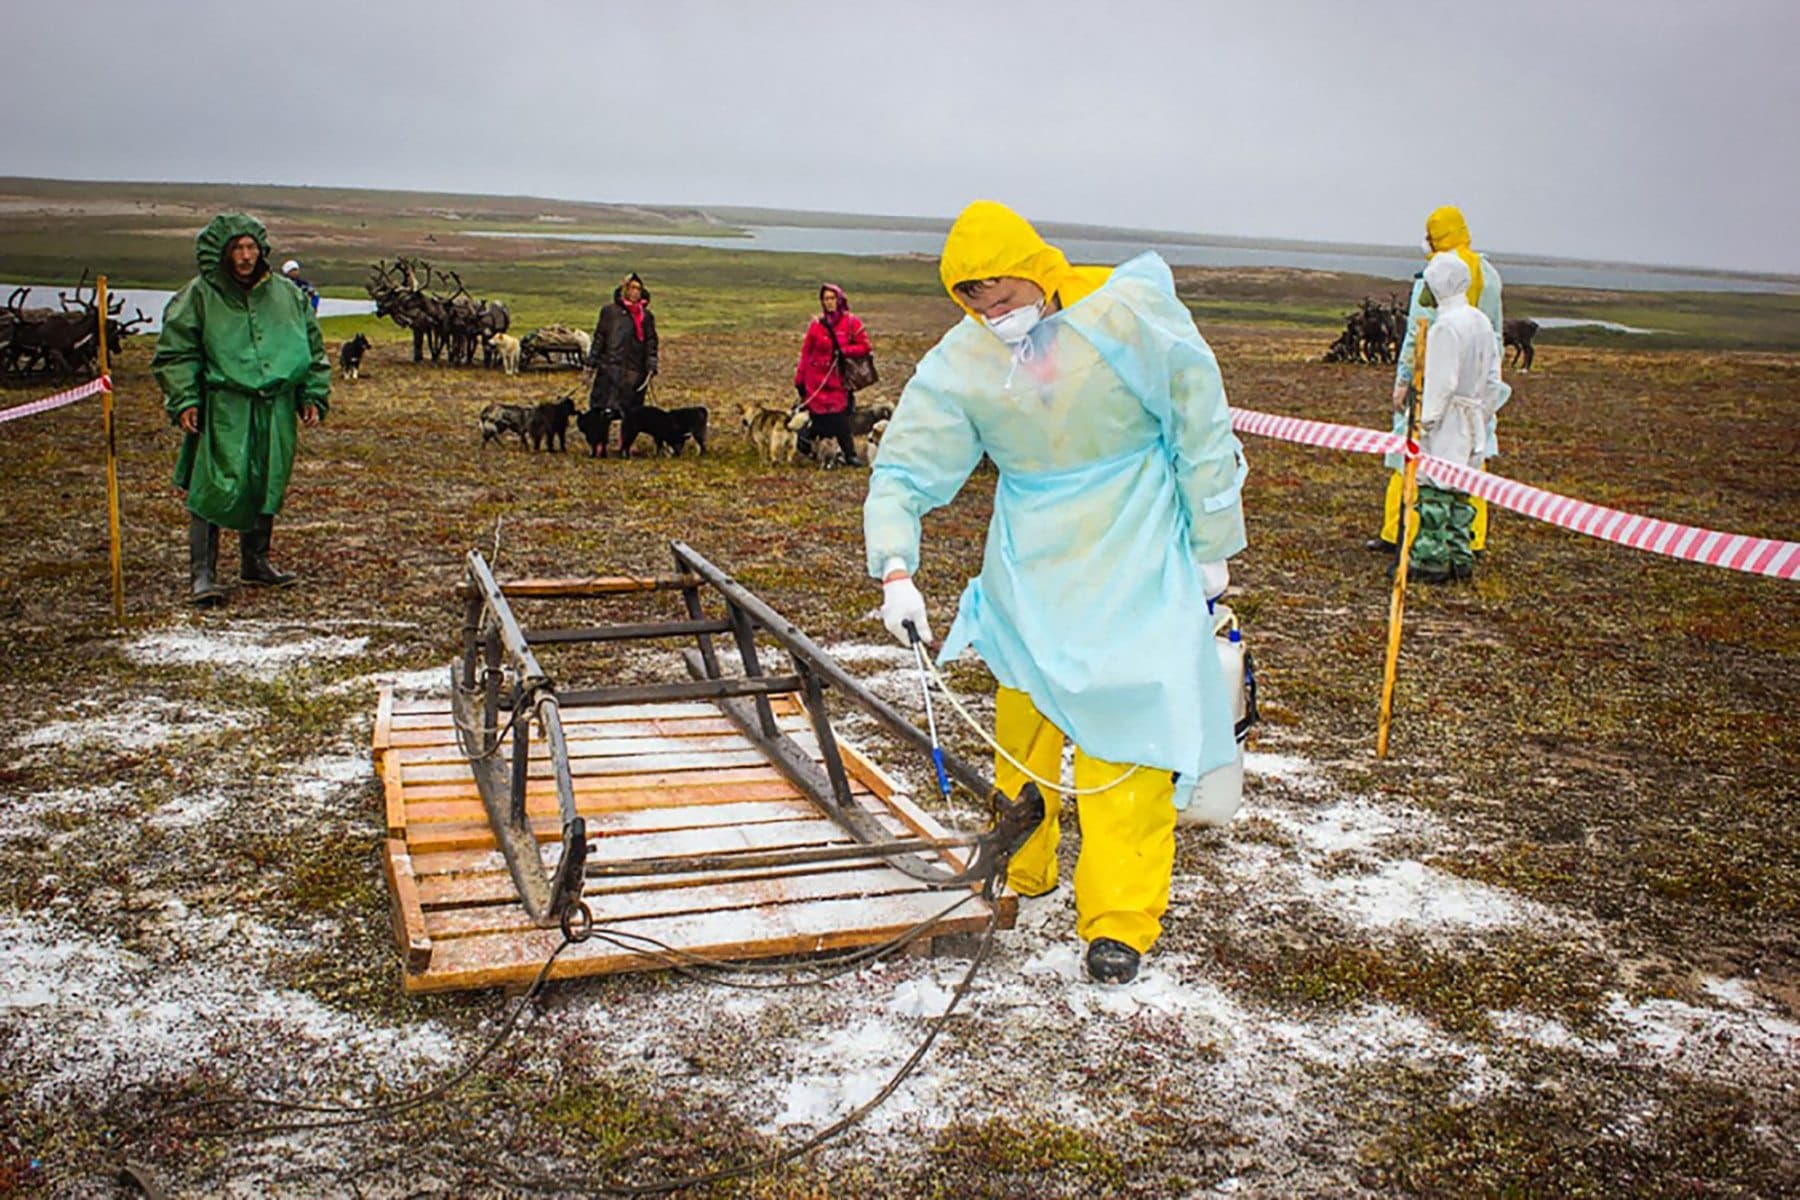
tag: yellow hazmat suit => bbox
[868,201,1245,955]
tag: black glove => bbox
[795,382,807,402]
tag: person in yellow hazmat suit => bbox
[864,202,1247,984]
[1367,205,1508,556]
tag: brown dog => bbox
[741,402,801,465]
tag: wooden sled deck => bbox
[375,687,1016,994]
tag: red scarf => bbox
[622,298,647,341]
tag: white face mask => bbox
[1421,236,1434,256]
[983,301,1044,344]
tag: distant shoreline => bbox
[2,174,1794,290]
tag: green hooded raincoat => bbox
[153,213,330,531]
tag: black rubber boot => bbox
[1363,537,1397,554]
[1085,938,1141,985]
[188,514,224,607]
[240,514,297,587]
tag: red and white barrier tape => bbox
[1230,407,1798,581]
[0,374,111,425]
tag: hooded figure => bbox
[281,259,321,312]
[1407,252,1503,583]
[153,213,330,606]
[586,272,659,435]
[1372,204,1508,554]
[794,282,874,464]
[865,201,1247,984]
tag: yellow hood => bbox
[938,200,1113,319]
[1424,205,1484,308]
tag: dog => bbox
[478,402,532,448]
[576,405,620,457]
[865,418,890,464]
[620,404,709,458]
[742,403,801,465]
[528,396,576,452]
[338,333,371,380]
[791,402,891,467]
[486,332,522,376]
[848,403,895,439]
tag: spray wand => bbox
[905,620,953,802]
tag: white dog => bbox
[486,332,522,375]
[865,418,890,464]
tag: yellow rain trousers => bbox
[996,687,1176,954]
[1382,471,1488,551]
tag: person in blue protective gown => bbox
[863,201,1247,984]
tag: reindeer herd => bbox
[1,271,148,381]
[364,256,511,369]
[1323,295,1409,365]
[1324,296,1540,371]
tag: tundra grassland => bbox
[0,186,1797,1197]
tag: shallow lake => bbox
[467,225,1798,295]
[1,283,375,334]
[1529,316,1662,334]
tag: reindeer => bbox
[1503,318,1539,371]
[477,299,511,368]
[5,273,114,378]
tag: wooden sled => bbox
[374,543,1040,994]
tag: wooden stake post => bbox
[97,275,124,623]
[1376,318,1430,758]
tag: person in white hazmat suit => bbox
[1409,251,1505,582]
[864,201,1247,985]
[1369,204,1508,555]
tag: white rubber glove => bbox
[880,558,932,645]
[1201,559,1230,603]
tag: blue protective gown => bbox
[864,252,1248,804]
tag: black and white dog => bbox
[338,334,371,380]
[478,401,533,448]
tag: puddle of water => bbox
[1527,316,1663,335]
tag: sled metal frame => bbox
[452,542,1042,931]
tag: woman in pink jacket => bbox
[793,282,872,465]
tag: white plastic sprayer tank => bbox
[1178,603,1249,828]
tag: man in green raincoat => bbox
[153,213,330,606]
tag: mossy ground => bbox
[1,190,1796,1195]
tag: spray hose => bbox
[903,622,1138,798]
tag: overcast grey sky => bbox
[6,0,1797,273]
